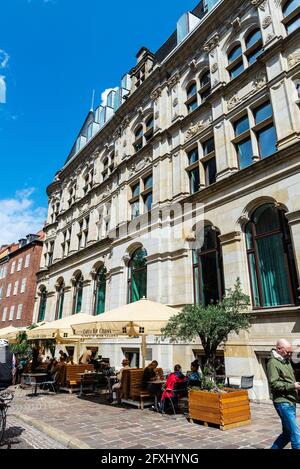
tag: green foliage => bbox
[9,331,32,357]
[161,279,251,380]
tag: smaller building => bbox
[0,233,44,329]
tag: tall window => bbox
[199,70,211,102]
[253,101,277,158]
[245,29,263,65]
[38,287,47,322]
[94,267,107,315]
[202,137,216,186]
[187,148,200,194]
[233,115,253,169]
[245,204,299,308]
[128,248,147,303]
[282,0,300,34]
[55,281,65,320]
[193,226,225,306]
[73,275,84,315]
[133,126,144,152]
[227,44,244,79]
[186,82,198,114]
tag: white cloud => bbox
[0,50,9,70]
[0,76,6,104]
[0,189,47,246]
[101,87,118,106]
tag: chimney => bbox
[26,234,39,244]
[18,239,27,248]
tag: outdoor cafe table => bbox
[147,380,166,411]
[22,373,47,396]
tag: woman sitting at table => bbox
[142,361,159,392]
[160,364,187,410]
[186,360,202,388]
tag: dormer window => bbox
[87,123,93,141]
[135,66,146,88]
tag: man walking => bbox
[267,339,300,449]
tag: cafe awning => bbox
[26,313,93,340]
[72,299,180,338]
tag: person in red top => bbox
[160,364,187,411]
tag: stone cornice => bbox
[219,231,241,246]
[285,210,300,226]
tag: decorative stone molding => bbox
[185,121,209,141]
[203,34,219,53]
[167,72,180,91]
[287,50,300,69]
[227,93,241,110]
[238,215,250,227]
[262,16,272,29]
[253,72,267,90]
[154,111,159,120]
[211,63,219,74]
[271,80,284,90]
[266,33,274,43]
[251,0,267,11]
[121,116,131,130]
[185,232,196,242]
[219,231,241,246]
[286,210,300,226]
[122,253,131,266]
[113,128,122,140]
[129,155,153,177]
[189,59,197,71]
[150,87,162,102]
[173,98,178,107]
[226,72,267,110]
[231,17,241,31]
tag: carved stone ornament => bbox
[288,50,300,68]
[121,116,130,130]
[122,253,131,266]
[129,155,153,177]
[251,0,267,10]
[173,98,178,107]
[227,93,241,110]
[253,72,267,90]
[185,121,208,141]
[185,232,196,242]
[113,127,122,140]
[203,34,220,53]
[167,73,180,91]
[262,16,272,29]
[155,110,159,120]
[211,63,219,74]
[150,87,162,102]
[189,59,197,71]
[231,17,241,31]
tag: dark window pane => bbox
[234,116,250,136]
[188,99,198,113]
[200,252,220,306]
[144,192,153,212]
[283,0,300,17]
[131,201,140,219]
[188,148,199,165]
[204,158,217,185]
[144,175,153,190]
[230,61,244,79]
[246,29,262,49]
[200,71,211,88]
[245,223,254,250]
[254,102,273,124]
[247,46,263,65]
[248,253,260,307]
[203,138,215,155]
[228,45,242,63]
[132,183,140,198]
[189,168,200,194]
[257,124,277,158]
[187,83,197,99]
[135,126,143,138]
[287,15,300,33]
[236,138,253,169]
[253,204,280,234]
[201,225,218,252]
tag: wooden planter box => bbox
[189,388,251,431]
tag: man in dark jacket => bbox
[0,339,16,389]
[267,339,300,449]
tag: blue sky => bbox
[0,0,196,245]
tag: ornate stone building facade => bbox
[34,0,300,398]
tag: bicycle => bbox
[0,390,14,445]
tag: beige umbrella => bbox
[72,299,179,367]
[26,313,93,340]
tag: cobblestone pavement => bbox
[5,386,300,449]
[0,415,66,449]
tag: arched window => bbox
[227,44,244,79]
[282,0,300,33]
[199,70,211,102]
[73,274,84,314]
[94,267,107,315]
[245,28,263,65]
[186,82,198,114]
[193,226,225,306]
[245,204,299,308]
[128,248,147,303]
[55,280,65,320]
[38,287,47,322]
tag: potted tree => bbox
[161,279,252,431]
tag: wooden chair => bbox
[121,368,163,410]
[59,364,95,393]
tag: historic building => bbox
[34,0,300,399]
[1,233,44,328]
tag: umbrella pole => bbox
[141,334,147,368]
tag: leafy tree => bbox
[161,279,251,385]
[9,331,32,357]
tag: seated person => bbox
[111,358,130,404]
[79,350,93,365]
[160,364,187,410]
[142,361,162,395]
[66,356,76,365]
[101,362,115,377]
[186,360,202,387]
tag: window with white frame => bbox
[6,283,12,297]
[133,114,154,154]
[2,307,8,322]
[11,261,16,274]
[20,278,27,293]
[61,229,71,257]
[16,304,23,320]
[25,254,31,268]
[77,216,89,249]
[9,306,15,321]
[17,258,23,271]
[68,184,77,208]
[186,136,217,195]
[13,281,19,296]
[232,100,277,169]
[48,241,55,266]
[227,43,244,79]
[282,0,300,34]
[244,28,263,65]
[83,168,94,196]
